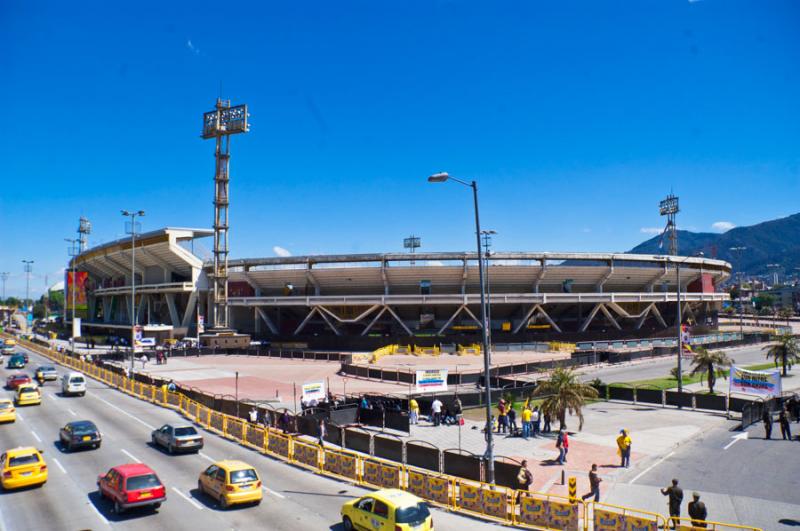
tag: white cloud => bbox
[186,39,200,55]
[581,228,592,234]
[711,221,735,232]
[273,246,291,257]
[640,227,664,235]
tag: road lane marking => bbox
[16,411,24,421]
[263,486,286,499]
[92,394,156,430]
[67,408,77,417]
[171,486,204,510]
[629,451,675,485]
[52,457,67,474]
[198,451,216,463]
[88,498,110,526]
[31,430,42,442]
[120,449,141,463]
[723,432,748,450]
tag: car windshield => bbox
[41,366,54,371]
[174,427,197,436]
[9,454,40,467]
[0,402,12,409]
[395,503,431,524]
[72,422,97,434]
[126,474,161,490]
[229,469,258,484]
[19,386,37,394]
[70,376,85,383]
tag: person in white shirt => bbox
[532,407,541,437]
[431,397,443,426]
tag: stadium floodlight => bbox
[426,171,495,485]
[659,193,680,256]
[659,194,679,215]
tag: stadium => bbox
[68,228,731,349]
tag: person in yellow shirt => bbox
[409,398,420,425]
[521,404,533,439]
[617,429,632,468]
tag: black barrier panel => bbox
[494,459,523,489]
[406,442,440,472]
[330,406,359,426]
[295,415,319,437]
[385,410,410,433]
[373,436,403,463]
[324,423,342,446]
[443,451,481,482]
[398,371,414,384]
[358,407,384,429]
[728,397,751,413]
[460,372,481,385]
[369,368,382,379]
[694,393,727,412]
[636,388,663,405]
[665,391,693,409]
[609,386,635,402]
[459,393,482,408]
[383,370,399,382]
[344,429,371,454]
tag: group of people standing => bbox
[408,396,463,426]
[762,403,796,441]
[496,399,552,438]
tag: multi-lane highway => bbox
[0,344,495,531]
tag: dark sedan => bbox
[59,420,102,451]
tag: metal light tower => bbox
[403,235,421,266]
[202,98,249,331]
[78,217,92,253]
[659,194,679,256]
[122,210,145,369]
[22,260,34,314]
[481,230,497,343]
[0,272,8,301]
[66,238,80,353]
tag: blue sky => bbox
[1,0,799,298]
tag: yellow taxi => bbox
[15,384,41,406]
[197,460,262,509]
[341,489,433,531]
[0,399,15,423]
[1,447,48,490]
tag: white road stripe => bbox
[120,449,141,463]
[16,411,24,421]
[171,486,204,510]
[92,394,156,430]
[67,408,77,417]
[88,497,110,526]
[198,451,216,463]
[52,457,67,474]
[263,486,286,499]
[629,451,675,485]
[31,430,42,442]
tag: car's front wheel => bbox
[343,516,354,531]
[219,493,228,509]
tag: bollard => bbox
[568,476,577,503]
[561,469,565,485]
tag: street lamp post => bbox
[481,230,497,346]
[675,252,703,394]
[122,210,145,372]
[65,239,80,354]
[428,172,495,484]
[22,260,34,317]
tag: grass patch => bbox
[612,361,791,390]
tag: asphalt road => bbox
[0,345,498,531]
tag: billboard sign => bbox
[729,366,782,398]
[65,271,89,318]
[197,314,205,334]
[72,317,81,339]
[415,369,448,393]
[301,381,326,402]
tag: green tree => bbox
[778,307,794,327]
[532,367,598,430]
[763,333,800,377]
[689,346,734,394]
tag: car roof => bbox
[369,489,422,507]
[18,384,39,391]
[5,447,42,458]
[9,374,30,379]
[113,463,157,477]
[214,460,256,472]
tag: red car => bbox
[5,374,32,390]
[97,464,166,514]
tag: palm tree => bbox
[532,367,598,430]
[763,333,800,376]
[688,346,734,394]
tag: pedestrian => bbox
[360,395,369,410]
[317,419,326,447]
[581,464,602,502]
[516,459,533,503]
[248,407,258,423]
[661,478,684,530]
[279,410,290,434]
[617,429,632,468]
[140,353,148,368]
[409,398,419,425]
[508,406,518,435]
[543,411,551,433]
[167,380,176,392]
[687,491,708,527]
[521,404,532,439]
[453,396,463,424]
[556,427,569,464]
[431,396,443,426]
[763,409,773,440]
[497,399,508,434]
[532,406,541,437]
[779,407,792,440]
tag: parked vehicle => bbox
[61,372,86,396]
[97,464,166,514]
[59,420,101,451]
[150,424,203,454]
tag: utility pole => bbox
[22,260,34,316]
[481,230,497,346]
[0,272,9,301]
[730,246,747,337]
[66,238,80,354]
[122,210,145,371]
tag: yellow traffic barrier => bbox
[457,344,481,355]
[321,447,359,482]
[292,438,322,471]
[267,430,291,459]
[568,475,577,502]
[361,457,403,490]
[592,501,665,531]
[453,479,512,523]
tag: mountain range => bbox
[628,213,800,277]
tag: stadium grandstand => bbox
[68,230,731,349]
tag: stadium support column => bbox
[202,99,249,332]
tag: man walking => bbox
[431,397,443,426]
[556,428,569,464]
[617,429,632,468]
[521,404,532,439]
[532,406,541,437]
[763,409,773,440]
[661,478,683,530]
[779,407,792,440]
[581,464,601,502]
[687,492,708,527]
[453,396,463,424]
[516,459,533,503]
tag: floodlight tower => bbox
[0,272,8,301]
[403,235,421,266]
[659,194,679,256]
[78,217,92,253]
[202,98,249,331]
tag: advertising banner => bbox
[72,317,81,339]
[197,314,205,334]
[729,366,781,398]
[65,271,89,313]
[415,369,448,393]
[301,381,326,402]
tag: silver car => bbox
[151,423,203,454]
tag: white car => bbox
[61,372,87,396]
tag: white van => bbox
[61,372,87,396]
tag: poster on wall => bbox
[729,366,782,398]
[301,381,326,402]
[65,271,89,314]
[415,369,448,393]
